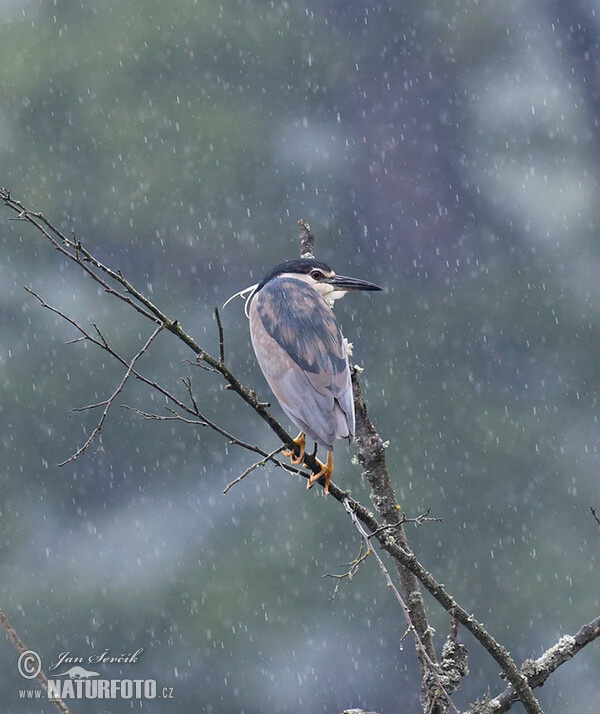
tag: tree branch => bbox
[466,615,600,713]
[322,537,371,601]
[298,218,316,258]
[223,446,286,494]
[343,498,460,714]
[351,370,449,711]
[1,188,311,469]
[214,306,226,364]
[62,322,164,465]
[0,609,72,714]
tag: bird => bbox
[225,257,382,494]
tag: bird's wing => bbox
[250,277,355,447]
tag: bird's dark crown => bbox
[257,258,333,291]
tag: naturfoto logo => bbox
[17,647,174,702]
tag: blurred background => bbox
[1,1,599,712]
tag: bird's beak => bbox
[325,274,383,292]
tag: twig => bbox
[322,540,371,600]
[214,306,226,364]
[0,609,72,714]
[223,446,285,494]
[121,405,207,426]
[298,219,315,258]
[120,404,304,482]
[59,323,164,465]
[591,506,600,527]
[181,377,202,417]
[23,288,193,420]
[400,508,443,526]
[6,195,159,324]
[343,498,460,714]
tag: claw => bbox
[283,432,306,465]
[307,451,334,494]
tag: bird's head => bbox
[224,257,382,315]
[257,258,382,306]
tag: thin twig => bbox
[181,377,202,417]
[121,405,207,426]
[223,446,285,494]
[322,540,371,600]
[120,404,304,482]
[10,199,159,323]
[298,218,315,258]
[59,323,164,465]
[180,355,220,374]
[0,609,72,714]
[214,306,226,364]
[400,508,443,526]
[591,506,600,527]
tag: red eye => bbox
[311,270,323,280]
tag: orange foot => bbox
[283,432,306,466]
[307,451,334,495]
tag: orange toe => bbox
[307,451,334,494]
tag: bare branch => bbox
[2,189,305,464]
[322,539,371,600]
[0,608,72,714]
[298,218,316,258]
[22,286,287,473]
[59,323,164,465]
[349,367,443,709]
[181,377,202,417]
[223,446,285,494]
[214,306,226,364]
[338,489,543,714]
[120,403,304,484]
[5,195,160,324]
[120,405,207,426]
[467,615,600,714]
[400,508,443,527]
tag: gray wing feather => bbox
[250,277,355,449]
[277,367,338,447]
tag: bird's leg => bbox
[307,451,334,495]
[283,432,306,465]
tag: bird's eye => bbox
[311,270,323,280]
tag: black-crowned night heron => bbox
[226,257,382,494]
